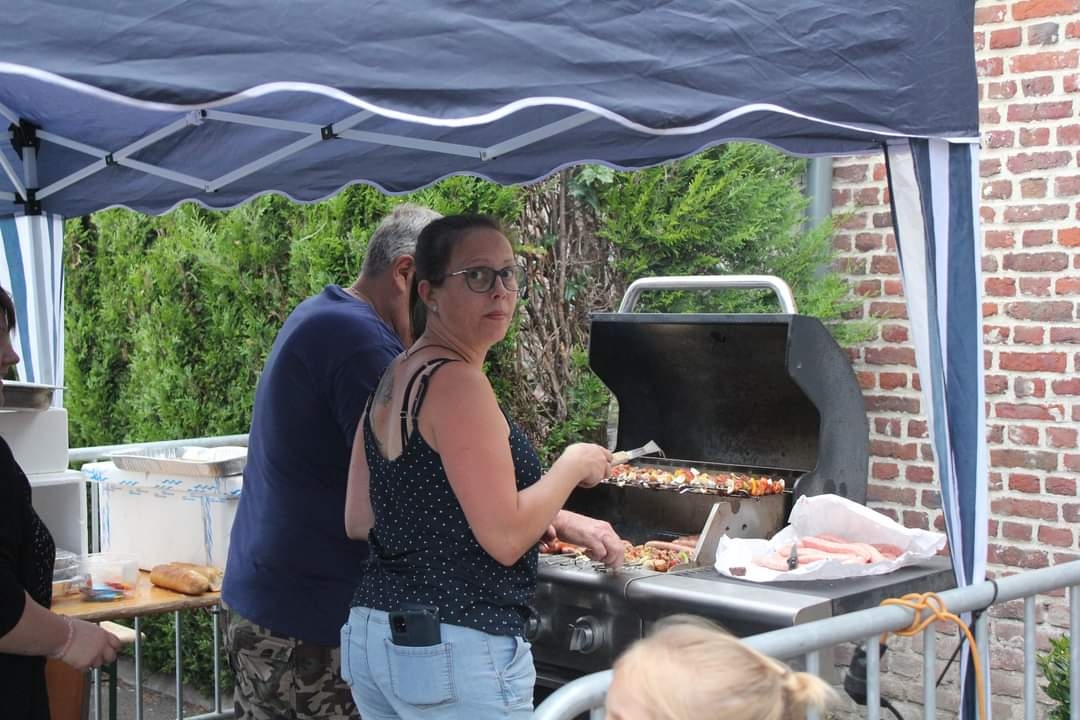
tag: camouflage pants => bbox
[225,608,359,720]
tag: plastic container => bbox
[53,549,81,580]
[52,575,85,599]
[80,552,139,601]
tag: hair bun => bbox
[782,670,834,712]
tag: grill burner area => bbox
[532,552,954,686]
[565,479,791,546]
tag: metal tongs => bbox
[611,440,663,465]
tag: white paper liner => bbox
[714,493,947,582]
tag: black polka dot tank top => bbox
[351,358,543,637]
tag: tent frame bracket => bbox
[4,104,604,207]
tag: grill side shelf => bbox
[627,558,955,625]
[624,570,833,628]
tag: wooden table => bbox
[51,571,229,720]
[53,570,221,621]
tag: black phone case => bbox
[389,605,441,647]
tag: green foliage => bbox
[409,176,524,225]
[539,350,612,462]
[595,144,863,330]
[65,188,393,447]
[114,610,230,698]
[1039,634,1071,720]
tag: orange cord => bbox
[879,592,987,720]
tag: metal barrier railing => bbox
[534,560,1080,720]
[72,435,247,720]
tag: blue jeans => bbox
[341,606,535,720]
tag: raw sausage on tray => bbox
[754,533,905,571]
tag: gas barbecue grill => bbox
[530,277,953,690]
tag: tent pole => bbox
[0,151,27,199]
[20,142,55,388]
[805,156,833,280]
[804,157,832,231]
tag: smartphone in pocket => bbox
[389,604,441,647]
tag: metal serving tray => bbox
[110,445,247,477]
[1,381,58,410]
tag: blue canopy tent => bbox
[1,1,986,713]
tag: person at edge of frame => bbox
[0,284,123,720]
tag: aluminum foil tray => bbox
[110,445,247,477]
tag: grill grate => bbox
[605,456,799,497]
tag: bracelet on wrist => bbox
[49,615,75,660]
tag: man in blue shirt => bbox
[223,204,441,720]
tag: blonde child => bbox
[605,615,835,720]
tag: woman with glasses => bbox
[341,215,619,719]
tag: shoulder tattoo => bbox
[376,369,394,407]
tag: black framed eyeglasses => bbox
[445,265,527,295]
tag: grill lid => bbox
[588,311,869,503]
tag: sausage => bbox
[777,544,828,562]
[150,564,210,596]
[778,544,865,565]
[645,540,693,554]
[754,553,793,571]
[850,543,886,564]
[561,544,584,555]
[801,536,872,563]
[538,534,586,555]
[872,543,905,559]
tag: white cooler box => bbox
[82,461,242,571]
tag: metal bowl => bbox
[1,381,57,410]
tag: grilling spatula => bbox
[611,440,663,465]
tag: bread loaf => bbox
[169,563,224,591]
[150,564,210,595]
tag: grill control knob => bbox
[568,616,604,654]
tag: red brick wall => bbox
[828,1,1080,716]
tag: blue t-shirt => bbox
[223,285,403,645]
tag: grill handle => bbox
[617,275,797,314]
